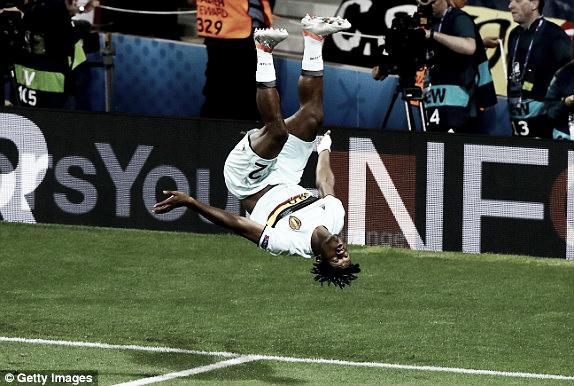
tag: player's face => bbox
[320,235,351,269]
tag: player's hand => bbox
[317,130,332,153]
[152,191,190,214]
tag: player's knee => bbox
[266,121,289,144]
[307,107,324,129]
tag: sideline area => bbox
[79,34,512,135]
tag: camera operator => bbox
[12,0,89,108]
[372,0,496,133]
[421,0,496,133]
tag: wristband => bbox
[430,29,435,40]
[316,134,332,153]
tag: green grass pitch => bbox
[0,221,572,385]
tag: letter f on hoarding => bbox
[462,145,547,254]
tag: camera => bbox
[378,2,434,90]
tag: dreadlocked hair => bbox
[311,261,361,289]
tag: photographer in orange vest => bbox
[194,0,274,121]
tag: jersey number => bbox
[249,162,268,180]
[197,18,223,35]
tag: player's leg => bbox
[248,28,289,160]
[285,15,351,142]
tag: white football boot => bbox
[301,14,351,38]
[254,27,288,52]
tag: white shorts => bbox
[223,129,314,200]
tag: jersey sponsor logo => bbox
[289,215,301,230]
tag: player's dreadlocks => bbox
[311,261,361,289]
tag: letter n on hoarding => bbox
[346,137,444,251]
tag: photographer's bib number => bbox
[196,0,272,39]
[509,99,547,137]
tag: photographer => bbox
[195,0,274,121]
[12,0,89,108]
[372,0,496,133]
[421,0,496,133]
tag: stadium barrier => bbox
[1,107,572,259]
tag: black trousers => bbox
[201,36,261,122]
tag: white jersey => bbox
[251,185,345,258]
[224,129,314,200]
[224,130,344,258]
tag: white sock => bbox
[256,45,276,83]
[302,33,324,72]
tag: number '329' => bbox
[197,18,223,35]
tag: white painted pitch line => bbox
[111,356,258,386]
[0,336,239,358]
[258,355,574,381]
[1,336,573,381]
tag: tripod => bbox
[381,79,428,132]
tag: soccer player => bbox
[153,16,360,289]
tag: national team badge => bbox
[289,216,301,230]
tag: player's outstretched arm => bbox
[315,130,335,198]
[153,191,264,243]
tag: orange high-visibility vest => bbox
[196,0,273,39]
